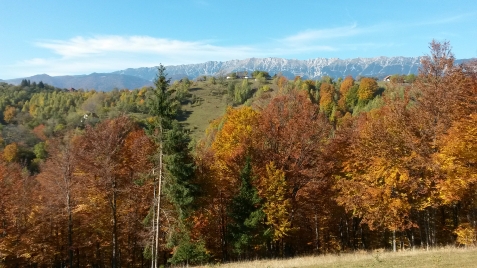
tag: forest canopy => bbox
[1,40,477,267]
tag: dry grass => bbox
[194,247,477,268]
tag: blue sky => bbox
[1,0,476,79]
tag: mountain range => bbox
[2,73,153,91]
[2,56,472,91]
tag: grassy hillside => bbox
[178,78,277,140]
[178,81,229,140]
[197,247,477,268]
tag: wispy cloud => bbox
[9,23,391,77]
[35,35,255,59]
[415,12,476,26]
[281,23,362,44]
[12,35,260,76]
[276,23,390,54]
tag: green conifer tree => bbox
[164,120,197,220]
[145,64,179,268]
[227,157,265,259]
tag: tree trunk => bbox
[67,191,73,268]
[392,230,396,252]
[314,212,319,253]
[112,178,118,268]
[76,248,80,268]
[150,180,156,268]
[154,137,163,268]
[220,191,228,262]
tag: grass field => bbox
[195,247,477,268]
[179,78,272,141]
[179,82,229,140]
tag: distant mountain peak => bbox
[113,56,425,82]
[3,56,472,91]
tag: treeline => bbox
[0,65,196,267]
[0,80,182,173]
[1,40,476,267]
[186,41,477,263]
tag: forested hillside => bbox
[1,40,477,267]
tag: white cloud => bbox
[281,23,361,44]
[35,35,256,59]
[6,24,390,77]
[9,35,262,76]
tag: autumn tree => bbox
[357,77,378,102]
[0,157,37,265]
[336,98,417,251]
[75,116,143,268]
[3,105,16,123]
[435,114,477,244]
[277,76,288,92]
[259,162,292,256]
[436,114,477,205]
[193,106,259,261]
[3,143,19,162]
[319,82,335,117]
[254,89,332,255]
[338,75,355,112]
[36,135,79,267]
[407,41,477,247]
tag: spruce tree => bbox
[164,120,197,221]
[227,157,265,259]
[162,93,206,266]
[147,64,177,129]
[146,64,203,267]
[145,64,178,268]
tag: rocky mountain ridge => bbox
[114,56,424,81]
[3,56,472,91]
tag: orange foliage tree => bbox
[338,75,354,112]
[254,89,333,253]
[74,116,154,267]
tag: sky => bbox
[1,0,476,79]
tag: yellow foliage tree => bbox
[336,100,418,235]
[358,78,378,101]
[211,106,259,180]
[454,223,476,246]
[319,82,334,116]
[3,143,19,162]
[3,106,16,123]
[277,76,288,92]
[195,106,260,261]
[436,114,477,204]
[338,76,354,111]
[259,162,292,241]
